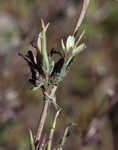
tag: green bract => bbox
[38,20,50,75]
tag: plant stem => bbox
[47,109,61,150]
[58,125,71,150]
[35,86,57,149]
[73,0,90,35]
[35,99,50,149]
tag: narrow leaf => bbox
[41,20,49,74]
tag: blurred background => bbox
[1,0,118,150]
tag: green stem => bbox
[58,125,71,150]
[47,109,61,150]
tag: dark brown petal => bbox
[26,50,36,64]
[29,78,36,85]
[18,52,37,80]
[51,58,64,76]
[49,48,64,58]
[36,65,44,76]
[35,51,44,75]
[26,62,37,84]
[26,51,44,76]
[18,52,44,76]
[18,52,33,65]
[36,52,43,66]
[30,35,38,49]
[31,68,36,80]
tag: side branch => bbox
[73,0,90,35]
[47,109,61,150]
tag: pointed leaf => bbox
[41,20,49,74]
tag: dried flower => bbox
[19,20,86,91]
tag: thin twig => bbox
[35,99,50,149]
[73,0,90,35]
[47,109,61,150]
[35,86,57,149]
